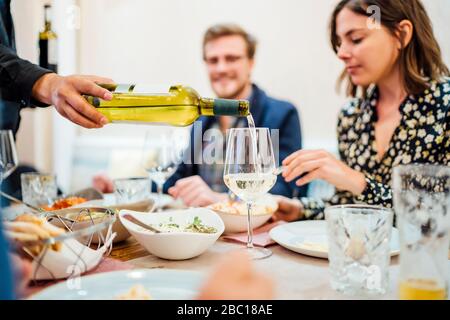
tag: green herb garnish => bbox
[184,216,217,234]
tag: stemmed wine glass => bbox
[223,127,277,259]
[0,130,18,184]
[141,129,186,211]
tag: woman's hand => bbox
[271,195,304,222]
[282,149,366,195]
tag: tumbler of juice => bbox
[393,165,450,301]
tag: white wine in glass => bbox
[224,127,276,260]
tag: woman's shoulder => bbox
[407,77,450,121]
[421,77,450,107]
[430,76,450,94]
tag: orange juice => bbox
[399,278,447,300]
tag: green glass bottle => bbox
[38,4,58,72]
[84,84,250,126]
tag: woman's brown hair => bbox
[330,0,449,97]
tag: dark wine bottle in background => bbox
[38,4,58,72]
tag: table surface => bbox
[4,203,449,300]
[109,236,450,300]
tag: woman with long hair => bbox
[275,0,450,221]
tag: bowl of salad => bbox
[119,208,224,260]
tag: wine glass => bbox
[0,130,18,183]
[141,130,186,211]
[223,127,277,259]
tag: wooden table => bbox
[108,235,450,300]
[4,203,448,299]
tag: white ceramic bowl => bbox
[209,195,278,234]
[119,208,224,260]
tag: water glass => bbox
[21,172,57,207]
[325,205,394,296]
[114,177,150,204]
[393,164,450,300]
[141,130,186,211]
[0,130,18,182]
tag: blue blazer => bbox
[0,222,14,299]
[160,84,307,198]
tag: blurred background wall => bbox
[10,0,450,193]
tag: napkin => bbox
[222,221,286,247]
[30,231,116,281]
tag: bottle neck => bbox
[45,21,52,32]
[44,6,52,31]
[200,98,215,116]
[200,98,249,117]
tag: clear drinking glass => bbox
[113,177,150,204]
[325,205,394,296]
[141,130,186,211]
[0,130,18,182]
[223,128,277,260]
[20,172,57,207]
[393,164,450,300]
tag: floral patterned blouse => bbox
[299,78,450,220]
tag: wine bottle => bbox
[38,4,58,72]
[84,84,250,126]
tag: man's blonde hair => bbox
[203,23,257,60]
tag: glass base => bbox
[242,247,272,260]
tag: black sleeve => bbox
[0,44,53,107]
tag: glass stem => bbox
[246,202,254,249]
[157,182,163,212]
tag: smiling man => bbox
[92,24,307,205]
[164,24,307,206]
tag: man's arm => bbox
[0,44,51,107]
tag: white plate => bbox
[148,193,175,207]
[269,220,400,259]
[73,195,154,213]
[99,193,180,209]
[29,269,204,300]
[1,204,28,221]
[148,193,186,209]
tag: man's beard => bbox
[215,81,249,99]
